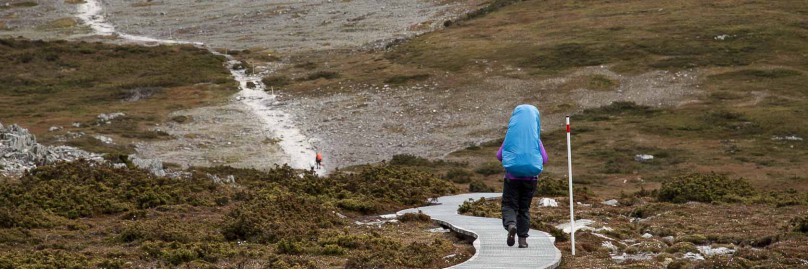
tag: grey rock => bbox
[129,156,166,177]
[635,154,654,162]
[697,246,735,257]
[772,135,803,141]
[97,112,126,124]
[683,252,705,261]
[1,122,104,177]
[538,197,559,207]
[602,199,619,207]
[207,173,236,184]
[93,135,114,144]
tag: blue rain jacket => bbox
[501,104,543,177]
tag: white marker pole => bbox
[566,115,576,256]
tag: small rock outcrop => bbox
[0,122,104,177]
[129,156,166,177]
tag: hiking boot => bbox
[518,237,529,248]
[506,225,517,247]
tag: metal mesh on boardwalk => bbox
[398,193,562,269]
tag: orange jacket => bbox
[316,153,323,162]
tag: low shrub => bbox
[344,237,452,269]
[221,190,345,243]
[444,168,473,183]
[677,234,708,244]
[474,162,503,176]
[458,198,499,217]
[388,154,467,168]
[469,180,494,192]
[397,212,431,222]
[262,75,291,87]
[305,70,339,80]
[276,239,307,255]
[0,161,461,267]
[389,154,432,166]
[535,177,569,196]
[0,250,91,268]
[666,242,698,254]
[629,204,664,219]
[140,241,242,265]
[530,219,568,242]
[657,173,755,203]
[787,214,808,233]
[579,101,657,121]
[0,161,220,226]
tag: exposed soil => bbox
[133,99,288,171]
[284,66,701,168]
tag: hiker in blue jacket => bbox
[496,104,548,248]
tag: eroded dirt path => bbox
[73,0,319,173]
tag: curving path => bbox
[398,193,561,269]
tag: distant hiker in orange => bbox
[497,104,548,248]
[315,152,323,169]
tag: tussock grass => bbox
[0,38,234,138]
[387,0,806,74]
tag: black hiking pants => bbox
[501,178,538,238]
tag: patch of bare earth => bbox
[283,66,700,168]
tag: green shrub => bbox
[469,180,494,192]
[580,101,657,121]
[0,161,461,267]
[116,216,221,243]
[276,239,306,255]
[474,162,503,176]
[344,237,452,268]
[337,198,377,214]
[221,190,344,243]
[397,212,431,222]
[751,189,808,207]
[389,154,431,166]
[320,244,347,256]
[0,161,220,225]
[657,173,755,203]
[305,71,339,80]
[666,242,698,254]
[140,241,240,265]
[530,219,568,242]
[262,75,291,87]
[444,168,473,183]
[677,234,708,244]
[458,198,499,217]
[388,154,467,168]
[535,177,569,196]
[0,250,90,268]
[787,215,808,233]
[629,204,664,218]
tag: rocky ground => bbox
[1,0,484,51]
[285,66,701,168]
[0,0,85,40]
[2,0,703,171]
[134,97,288,171]
[0,122,103,177]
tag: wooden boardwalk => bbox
[398,193,562,269]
